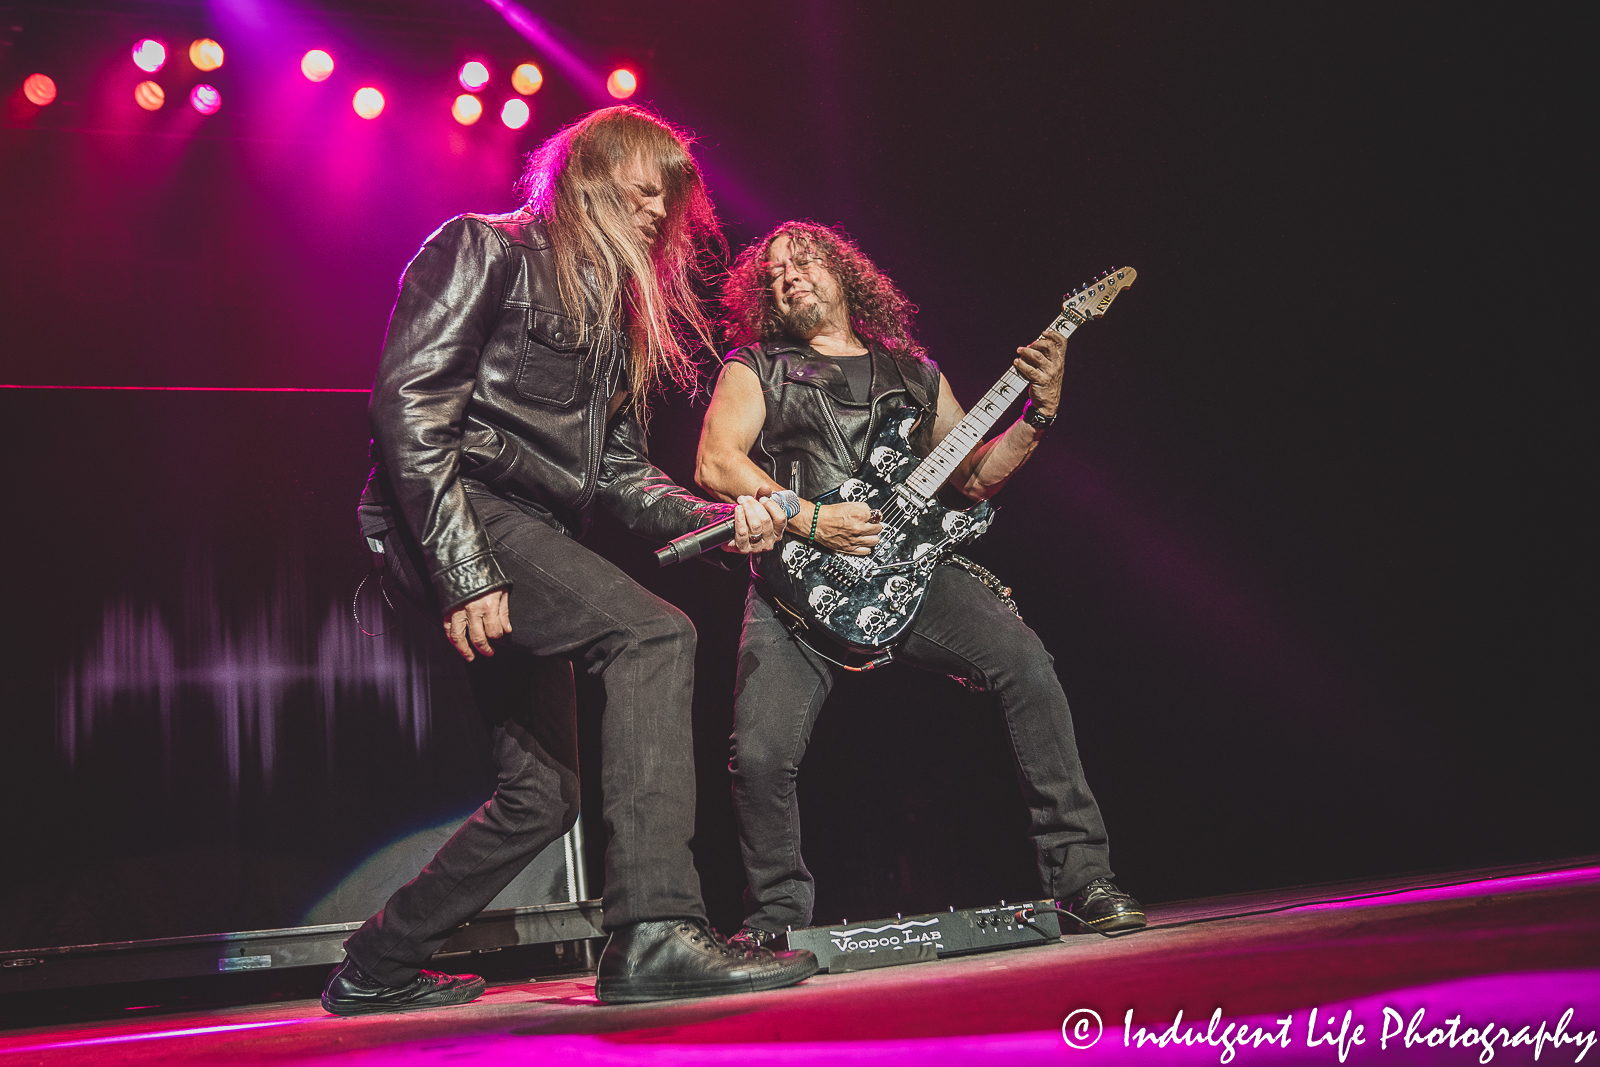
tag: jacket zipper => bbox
[573,332,615,512]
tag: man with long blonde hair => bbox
[327,107,817,1013]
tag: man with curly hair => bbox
[695,221,1145,947]
[326,108,818,1013]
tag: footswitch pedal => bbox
[780,900,1060,973]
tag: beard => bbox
[776,280,835,338]
[778,298,825,337]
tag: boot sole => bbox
[321,977,488,1016]
[595,956,820,1004]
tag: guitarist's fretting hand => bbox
[810,501,884,556]
[1013,329,1068,417]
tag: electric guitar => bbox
[758,268,1136,655]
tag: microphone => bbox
[654,490,801,567]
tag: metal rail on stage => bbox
[0,898,606,993]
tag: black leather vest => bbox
[726,340,942,500]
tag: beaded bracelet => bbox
[809,502,821,542]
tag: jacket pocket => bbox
[515,308,586,406]
[460,427,518,487]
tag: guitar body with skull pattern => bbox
[757,269,1136,656]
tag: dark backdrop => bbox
[1,0,1590,942]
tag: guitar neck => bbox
[903,306,1086,499]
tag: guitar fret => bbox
[907,366,1033,495]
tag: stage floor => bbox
[3,860,1597,1065]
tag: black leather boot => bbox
[320,957,487,1016]
[594,919,818,1004]
[1061,878,1147,934]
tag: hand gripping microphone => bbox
[654,490,802,567]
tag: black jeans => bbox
[730,564,1112,933]
[344,489,705,985]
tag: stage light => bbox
[606,68,637,100]
[132,39,167,74]
[501,97,530,129]
[352,87,384,119]
[452,93,483,125]
[22,74,57,106]
[189,39,224,72]
[301,49,335,82]
[134,80,164,111]
[190,84,221,115]
[511,62,543,95]
[458,61,490,92]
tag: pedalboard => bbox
[781,899,1061,973]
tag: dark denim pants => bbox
[344,489,705,984]
[730,564,1112,933]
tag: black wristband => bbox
[1024,401,1056,429]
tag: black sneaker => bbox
[320,957,487,1016]
[595,919,818,1004]
[1061,878,1147,934]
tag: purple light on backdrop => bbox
[190,83,222,115]
[58,576,432,796]
[458,60,490,92]
[132,38,167,73]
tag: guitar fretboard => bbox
[903,306,1085,499]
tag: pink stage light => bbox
[352,87,384,119]
[606,68,637,100]
[189,38,224,72]
[511,63,543,96]
[132,39,167,74]
[22,73,57,106]
[458,61,490,92]
[501,97,530,130]
[190,84,221,115]
[134,81,165,111]
[301,49,335,83]
[451,93,483,125]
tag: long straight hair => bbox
[518,106,724,422]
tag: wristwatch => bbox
[1024,401,1056,429]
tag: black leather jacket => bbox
[360,211,732,611]
[725,340,942,500]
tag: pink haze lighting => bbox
[606,68,637,99]
[132,39,167,74]
[301,49,335,82]
[22,74,57,106]
[352,86,385,119]
[458,61,490,92]
[189,84,221,115]
[501,97,530,129]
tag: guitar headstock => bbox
[1063,268,1136,319]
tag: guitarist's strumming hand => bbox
[810,501,884,556]
[1014,329,1068,418]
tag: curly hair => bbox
[517,106,725,423]
[720,221,929,367]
